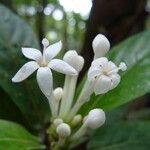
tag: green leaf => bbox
[0,120,45,150]
[88,122,150,150]
[127,108,150,121]
[79,31,150,114]
[0,4,50,129]
[0,87,31,128]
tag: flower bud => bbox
[71,114,82,126]
[63,50,84,72]
[92,34,110,58]
[53,87,63,101]
[56,123,71,138]
[53,118,63,127]
[42,38,49,48]
[84,108,106,129]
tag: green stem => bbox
[67,80,94,121]
[63,76,78,118]
[71,124,87,140]
[47,93,55,117]
[59,75,77,118]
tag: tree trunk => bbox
[36,0,48,48]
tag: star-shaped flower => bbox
[12,38,77,96]
[88,57,127,95]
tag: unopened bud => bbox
[92,34,110,58]
[53,87,63,101]
[63,50,84,72]
[56,123,71,138]
[54,118,63,127]
[71,114,82,126]
[42,38,49,48]
[84,108,106,129]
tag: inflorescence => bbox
[12,34,127,149]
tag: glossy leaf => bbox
[0,120,45,150]
[0,87,31,128]
[88,122,150,150]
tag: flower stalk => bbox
[59,75,78,118]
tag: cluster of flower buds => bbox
[12,34,127,147]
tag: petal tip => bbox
[58,40,62,47]
[21,47,25,53]
[11,77,15,82]
[11,77,19,83]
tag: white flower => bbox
[84,108,106,129]
[63,50,84,72]
[88,57,127,95]
[12,38,77,96]
[56,123,71,138]
[92,34,110,59]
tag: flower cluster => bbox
[12,34,127,148]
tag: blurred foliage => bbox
[88,121,150,150]
[7,0,86,52]
[0,4,50,131]
[0,120,45,150]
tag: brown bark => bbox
[80,0,147,78]
[36,0,48,48]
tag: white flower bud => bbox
[119,62,127,71]
[53,87,63,101]
[71,114,82,126]
[56,123,71,138]
[84,108,106,129]
[63,50,84,72]
[53,118,63,127]
[42,38,49,48]
[92,34,110,58]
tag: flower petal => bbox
[107,61,117,70]
[22,48,42,62]
[88,66,101,81]
[12,61,39,82]
[106,61,118,74]
[91,57,108,67]
[94,75,111,95]
[36,67,53,96]
[43,41,62,63]
[63,50,84,72]
[48,59,77,75]
[109,74,120,90]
